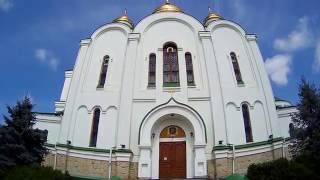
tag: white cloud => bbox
[314,40,320,73]
[232,0,247,20]
[49,58,59,71]
[265,54,292,86]
[34,48,59,71]
[0,0,13,12]
[35,49,48,62]
[274,17,312,52]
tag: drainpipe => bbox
[54,112,63,170]
[228,144,235,174]
[282,138,285,158]
[108,147,116,179]
[232,144,235,174]
[54,143,57,170]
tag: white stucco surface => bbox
[35,5,297,178]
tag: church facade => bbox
[35,1,296,179]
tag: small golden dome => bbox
[204,8,222,26]
[113,10,134,29]
[153,0,183,14]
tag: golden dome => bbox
[113,10,134,29]
[204,8,222,26]
[153,0,183,14]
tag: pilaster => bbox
[199,31,228,145]
[116,33,141,148]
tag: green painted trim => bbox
[45,143,132,154]
[212,145,230,151]
[72,175,106,180]
[235,137,283,149]
[163,82,180,87]
[45,143,55,148]
[212,137,284,152]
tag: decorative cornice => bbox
[80,39,91,46]
[138,97,207,144]
[128,33,141,41]
[212,137,284,152]
[198,31,212,39]
[45,143,133,154]
[246,34,257,41]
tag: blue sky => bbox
[0,0,319,118]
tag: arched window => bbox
[185,52,195,86]
[163,42,179,87]
[289,123,294,137]
[97,55,109,88]
[242,104,253,143]
[89,108,100,147]
[230,52,243,84]
[148,53,156,87]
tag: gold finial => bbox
[153,0,183,13]
[204,5,222,26]
[112,9,134,29]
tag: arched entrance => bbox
[159,125,186,178]
[138,98,207,179]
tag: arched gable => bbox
[206,20,247,36]
[90,23,131,40]
[138,98,207,145]
[134,12,204,34]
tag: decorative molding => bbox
[65,71,73,77]
[188,97,210,101]
[198,31,211,39]
[46,143,133,154]
[212,137,284,151]
[128,33,141,41]
[138,97,208,144]
[80,39,91,46]
[246,34,257,41]
[133,98,156,102]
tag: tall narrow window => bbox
[185,52,195,86]
[163,42,179,87]
[242,104,253,143]
[230,52,243,84]
[148,53,156,87]
[97,55,109,88]
[89,108,100,147]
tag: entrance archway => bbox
[138,99,207,179]
[159,125,187,178]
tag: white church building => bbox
[35,1,296,179]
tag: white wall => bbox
[40,12,284,157]
[34,114,61,144]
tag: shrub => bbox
[247,158,318,180]
[3,165,73,180]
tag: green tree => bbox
[290,78,320,164]
[0,97,48,176]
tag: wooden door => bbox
[159,142,186,178]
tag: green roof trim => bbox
[213,137,284,152]
[45,143,132,154]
